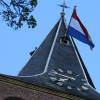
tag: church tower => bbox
[0,1,100,100]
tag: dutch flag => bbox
[67,6,94,50]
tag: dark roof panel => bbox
[18,20,60,76]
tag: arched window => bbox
[4,97,24,100]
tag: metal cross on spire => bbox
[58,0,70,12]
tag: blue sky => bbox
[0,0,100,93]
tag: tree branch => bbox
[0,0,10,8]
[0,0,37,30]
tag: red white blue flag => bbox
[67,6,94,50]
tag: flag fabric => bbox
[67,7,94,49]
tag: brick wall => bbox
[0,81,67,100]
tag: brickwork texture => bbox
[0,81,68,100]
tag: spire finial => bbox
[58,0,70,16]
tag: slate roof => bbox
[2,15,100,100]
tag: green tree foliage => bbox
[0,0,37,29]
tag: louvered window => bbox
[60,36,69,45]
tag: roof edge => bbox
[0,74,86,100]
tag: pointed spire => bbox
[17,3,100,100]
[17,17,100,100]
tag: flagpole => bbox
[64,6,90,84]
[66,6,76,34]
